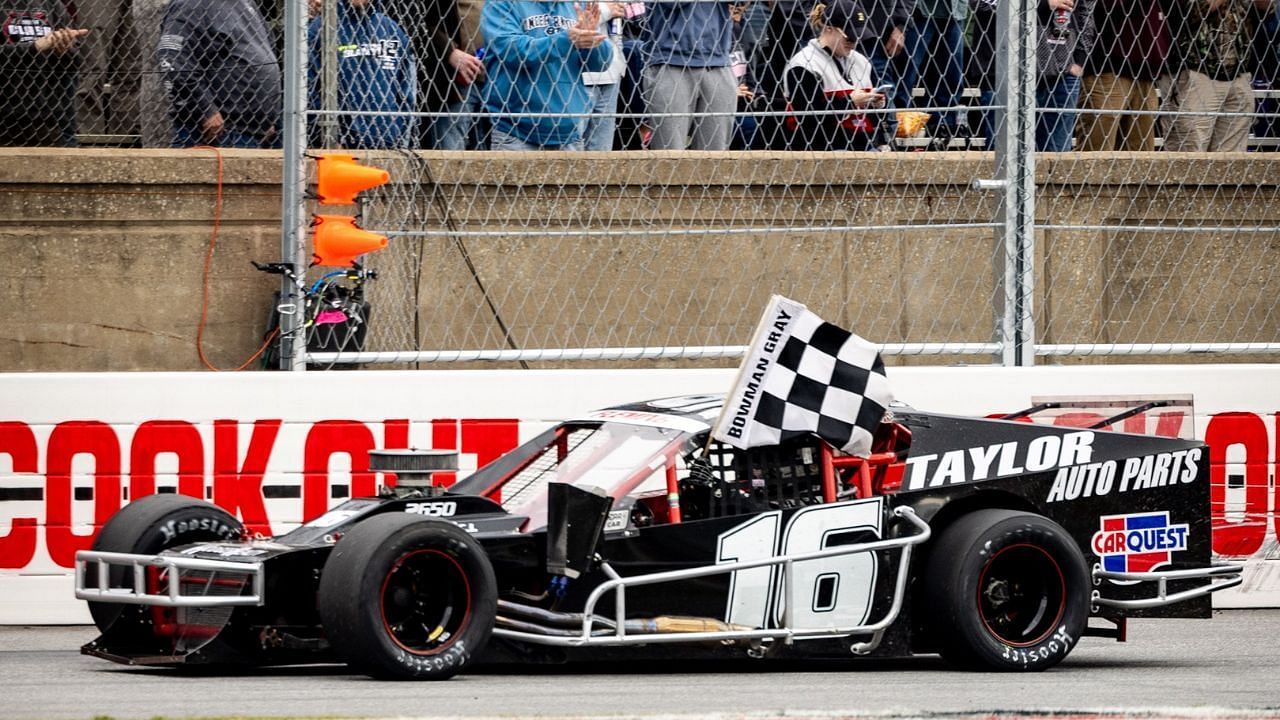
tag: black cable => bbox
[402,149,529,370]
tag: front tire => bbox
[87,493,244,631]
[924,509,1089,671]
[317,513,497,680]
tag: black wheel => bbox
[924,509,1089,671]
[87,493,244,631]
[317,513,497,680]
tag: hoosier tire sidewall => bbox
[926,509,1089,672]
[88,494,244,631]
[317,514,497,680]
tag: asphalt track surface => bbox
[1,611,1278,720]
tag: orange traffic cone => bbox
[316,154,390,205]
[313,215,388,267]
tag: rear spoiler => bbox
[1000,396,1193,435]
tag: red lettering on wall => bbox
[1206,412,1270,557]
[45,421,121,568]
[302,420,376,521]
[431,419,458,487]
[384,420,409,450]
[130,421,204,500]
[380,419,410,489]
[213,419,280,537]
[462,419,520,469]
[0,422,38,569]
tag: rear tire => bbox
[924,509,1088,671]
[317,513,497,680]
[87,493,244,631]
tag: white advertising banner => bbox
[1,365,1277,623]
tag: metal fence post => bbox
[320,0,339,147]
[993,0,1037,367]
[280,0,309,371]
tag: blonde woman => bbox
[782,0,887,150]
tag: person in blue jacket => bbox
[308,0,417,149]
[481,0,613,150]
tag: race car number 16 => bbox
[716,498,883,630]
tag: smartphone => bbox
[873,83,894,94]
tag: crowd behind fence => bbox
[1,0,1278,151]
[1,0,1276,370]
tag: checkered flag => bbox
[712,296,893,456]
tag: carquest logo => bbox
[1091,511,1188,573]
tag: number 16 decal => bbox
[716,498,883,629]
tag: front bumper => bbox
[75,550,264,607]
[1091,562,1244,610]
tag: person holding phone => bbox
[781,0,887,150]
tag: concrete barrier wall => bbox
[1,149,1276,371]
[1,365,1277,622]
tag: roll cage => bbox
[448,417,915,531]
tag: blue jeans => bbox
[582,82,621,151]
[903,14,965,132]
[431,81,487,150]
[733,113,766,149]
[1036,74,1082,151]
[490,127,584,151]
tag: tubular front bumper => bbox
[75,550,265,607]
[1091,562,1243,610]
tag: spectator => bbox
[854,0,913,146]
[389,0,486,149]
[782,0,887,150]
[642,0,736,149]
[616,12,649,148]
[967,0,1097,151]
[308,0,417,149]
[481,0,611,150]
[157,0,282,147]
[134,0,175,146]
[903,0,967,148]
[966,0,997,142]
[0,0,87,146]
[581,2,629,150]
[765,0,815,97]
[1035,0,1096,151]
[735,1,771,87]
[1077,0,1171,151]
[730,3,768,148]
[1161,0,1275,152]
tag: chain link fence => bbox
[0,0,1276,367]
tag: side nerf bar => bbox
[75,550,265,607]
[1091,562,1244,610]
[493,505,930,651]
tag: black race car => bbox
[75,395,1241,677]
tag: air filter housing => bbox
[368,449,459,491]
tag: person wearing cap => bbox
[781,0,887,150]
